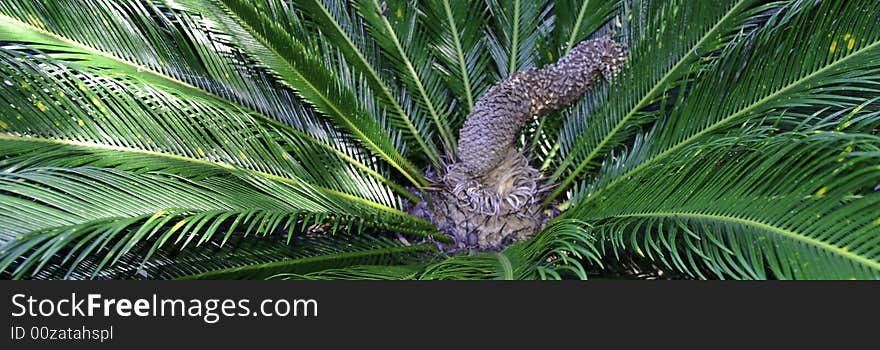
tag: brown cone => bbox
[409,36,627,251]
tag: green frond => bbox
[421,0,492,118]
[0,167,355,278]
[217,0,428,187]
[0,46,442,279]
[294,0,442,165]
[484,0,553,79]
[0,47,415,206]
[20,233,432,280]
[179,239,436,280]
[577,0,880,208]
[567,132,880,279]
[418,252,511,280]
[26,235,310,280]
[555,0,621,58]
[0,52,290,178]
[0,2,417,203]
[510,219,604,280]
[0,0,301,127]
[0,161,442,279]
[352,0,457,154]
[270,264,424,280]
[418,220,601,280]
[546,0,784,203]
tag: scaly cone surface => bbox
[458,36,628,176]
[408,35,628,252]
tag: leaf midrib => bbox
[308,0,440,165]
[496,252,514,279]
[564,0,591,54]
[0,134,423,223]
[442,0,474,110]
[615,211,880,272]
[508,0,521,77]
[366,0,456,153]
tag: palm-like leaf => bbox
[27,234,433,280]
[0,0,417,202]
[353,0,458,154]
[216,0,427,187]
[568,131,880,279]
[421,0,492,116]
[295,0,442,164]
[0,1,440,278]
[484,0,553,78]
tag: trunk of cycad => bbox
[408,36,627,253]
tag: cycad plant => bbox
[0,0,878,280]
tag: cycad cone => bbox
[408,36,628,252]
